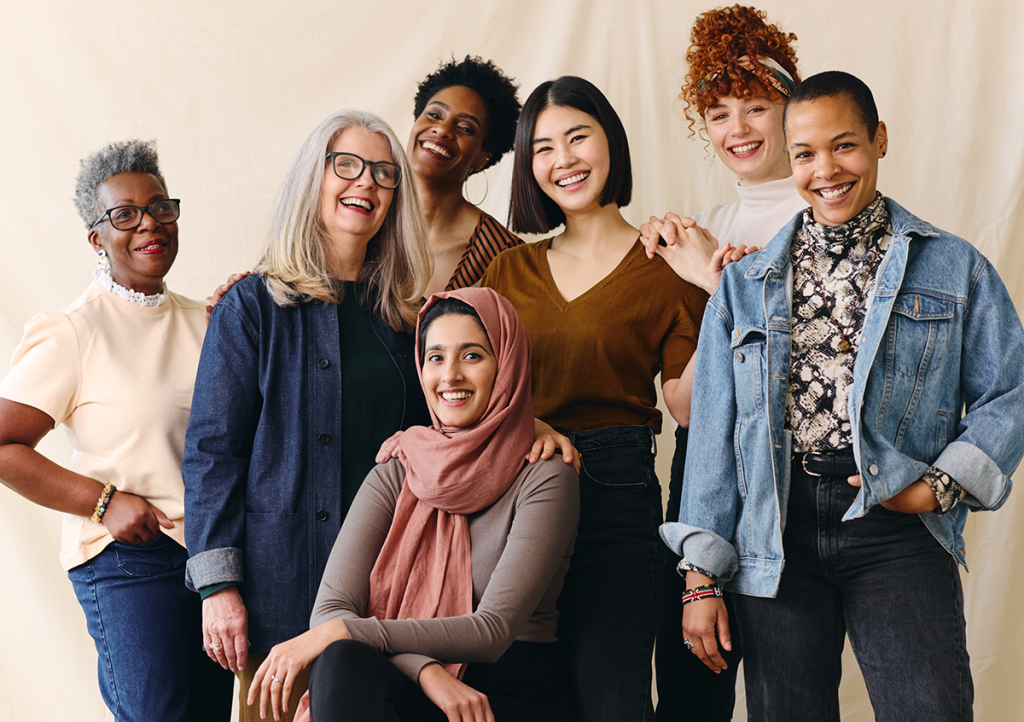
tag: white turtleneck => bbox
[692,175,808,248]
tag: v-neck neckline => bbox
[538,236,641,311]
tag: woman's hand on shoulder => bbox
[206,271,251,321]
[418,663,495,722]
[375,430,405,463]
[102,491,174,543]
[639,213,723,294]
[530,418,581,473]
[247,620,350,720]
[708,242,759,292]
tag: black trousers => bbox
[655,426,742,721]
[309,639,574,721]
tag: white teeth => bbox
[441,390,471,401]
[341,197,373,211]
[422,141,452,158]
[137,243,162,251]
[818,183,853,200]
[557,172,589,187]
[730,142,761,154]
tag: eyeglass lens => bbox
[108,200,181,230]
[331,153,400,188]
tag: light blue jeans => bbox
[68,534,232,722]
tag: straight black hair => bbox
[509,76,632,234]
[784,70,879,140]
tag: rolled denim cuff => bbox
[659,521,738,582]
[185,547,244,590]
[934,441,1012,511]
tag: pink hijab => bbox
[367,287,534,679]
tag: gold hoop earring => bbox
[464,170,489,206]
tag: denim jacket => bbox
[183,274,428,651]
[661,198,1024,597]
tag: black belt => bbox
[795,449,858,477]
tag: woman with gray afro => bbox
[0,139,232,720]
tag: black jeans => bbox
[559,425,664,722]
[308,639,573,721]
[655,426,741,721]
[732,460,973,722]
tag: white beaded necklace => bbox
[93,268,168,308]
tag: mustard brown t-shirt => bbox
[481,239,707,433]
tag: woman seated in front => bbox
[246,287,579,722]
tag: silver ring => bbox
[209,643,223,652]
[683,638,694,651]
[271,675,283,685]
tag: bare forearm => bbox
[0,443,104,516]
[663,357,696,428]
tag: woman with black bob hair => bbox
[482,76,707,722]
[408,55,524,296]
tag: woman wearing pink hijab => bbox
[246,287,579,722]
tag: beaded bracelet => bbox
[90,482,116,524]
[681,584,724,606]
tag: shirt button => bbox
[316,510,329,521]
[318,433,331,444]
[317,358,330,369]
[735,352,745,363]
[868,464,879,475]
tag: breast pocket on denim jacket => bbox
[731,327,766,419]
[881,292,954,376]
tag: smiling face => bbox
[704,95,790,186]
[321,126,395,248]
[421,313,498,428]
[530,104,610,216]
[88,171,178,295]
[407,85,491,186]
[786,94,887,226]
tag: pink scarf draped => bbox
[367,287,534,680]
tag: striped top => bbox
[445,211,523,291]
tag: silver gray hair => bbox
[254,109,431,332]
[74,139,167,229]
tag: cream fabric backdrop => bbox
[2,1,1022,719]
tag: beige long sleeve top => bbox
[310,456,579,681]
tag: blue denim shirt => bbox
[183,274,429,651]
[661,198,1024,597]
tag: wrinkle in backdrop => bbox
[1,1,1022,720]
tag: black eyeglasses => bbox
[325,152,401,189]
[92,199,181,230]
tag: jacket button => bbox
[735,352,745,363]
[318,433,331,444]
[318,358,330,369]
[868,464,879,475]
[316,510,329,521]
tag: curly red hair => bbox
[681,5,800,136]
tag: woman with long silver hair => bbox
[183,109,433,721]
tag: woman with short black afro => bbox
[406,55,523,296]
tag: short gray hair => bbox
[74,139,168,229]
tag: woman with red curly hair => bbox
[638,6,806,720]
